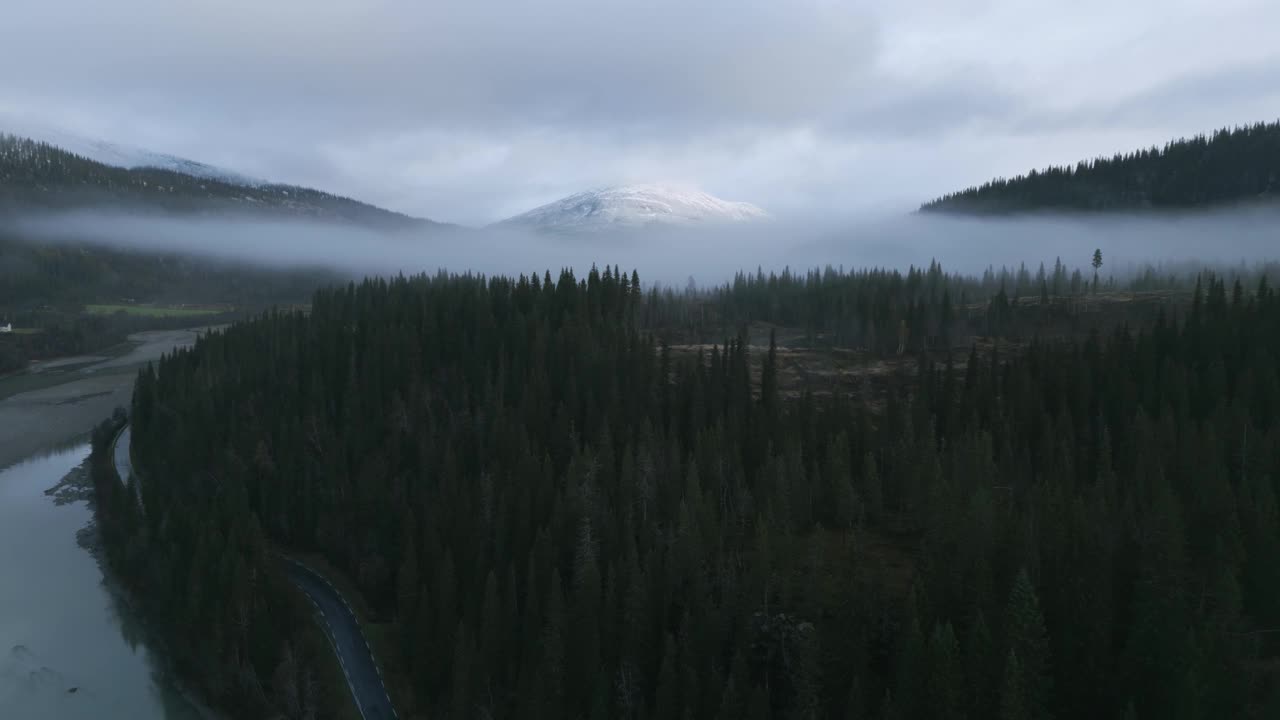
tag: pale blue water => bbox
[0,444,204,719]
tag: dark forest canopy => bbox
[921,120,1280,214]
[93,263,1280,719]
[0,133,445,231]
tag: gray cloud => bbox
[1,1,878,133]
[827,74,1023,140]
[1082,59,1280,132]
[3,1,1280,225]
[1007,56,1280,140]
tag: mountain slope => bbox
[4,123,264,187]
[497,183,768,232]
[921,120,1280,215]
[0,132,445,232]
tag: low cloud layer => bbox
[3,2,1279,225]
[14,210,1280,289]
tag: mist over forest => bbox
[12,205,1280,288]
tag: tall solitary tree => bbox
[1091,249,1103,293]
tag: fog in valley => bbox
[12,206,1280,289]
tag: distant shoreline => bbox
[0,328,213,471]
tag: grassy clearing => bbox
[85,304,229,318]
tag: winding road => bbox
[283,559,398,720]
[111,424,398,720]
[111,425,141,511]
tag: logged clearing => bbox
[667,290,1190,403]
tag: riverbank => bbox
[59,443,226,720]
[0,445,208,719]
[0,328,217,470]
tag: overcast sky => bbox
[3,0,1278,225]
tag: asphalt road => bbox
[111,425,142,511]
[111,424,397,720]
[284,559,398,720]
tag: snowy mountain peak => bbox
[497,183,769,232]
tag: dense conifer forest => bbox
[91,262,1280,719]
[921,120,1280,214]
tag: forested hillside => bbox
[0,131,441,372]
[0,133,441,230]
[0,234,335,309]
[921,120,1280,214]
[0,232,337,373]
[100,264,1280,719]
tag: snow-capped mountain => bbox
[2,118,262,187]
[496,183,768,232]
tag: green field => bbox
[85,304,229,318]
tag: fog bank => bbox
[11,207,1280,287]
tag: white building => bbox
[0,323,12,333]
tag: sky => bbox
[3,0,1279,226]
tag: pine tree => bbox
[747,685,772,720]
[861,452,883,520]
[1003,570,1051,720]
[397,530,419,623]
[572,518,603,715]
[964,609,996,719]
[717,674,746,720]
[895,604,927,720]
[450,620,474,719]
[927,622,965,720]
[999,650,1028,720]
[845,674,865,720]
[542,568,567,718]
[479,570,501,682]
[655,633,679,719]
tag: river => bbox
[0,329,215,719]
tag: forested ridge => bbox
[921,120,1280,214]
[0,130,438,372]
[98,264,1280,719]
[0,133,439,230]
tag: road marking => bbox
[310,604,368,720]
[285,558,399,703]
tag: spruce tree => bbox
[1003,569,1051,720]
